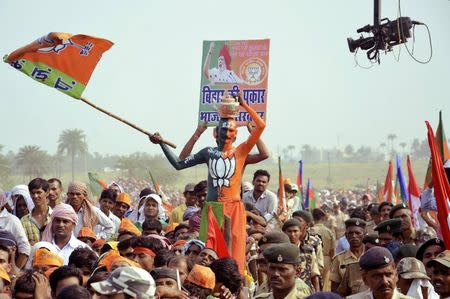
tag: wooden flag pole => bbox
[80,97,177,149]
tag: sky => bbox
[1,0,449,157]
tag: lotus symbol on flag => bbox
[208,156,236,188]
[37,39,94,56]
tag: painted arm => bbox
[237,97,266,155]
[178,123,207,160]
[244,122,269,165]
[150,133,207,170]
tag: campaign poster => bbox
[198,39,270,126]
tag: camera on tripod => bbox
[347,0,421,62]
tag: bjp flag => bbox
[4,32,113,99]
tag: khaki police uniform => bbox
[311,223,335,291]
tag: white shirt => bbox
[208,67,244,84]
[51,234,89,265]
[0,208,31,255]
[75,206,114,240]
[243,190,278,222]
[95,211,120,238]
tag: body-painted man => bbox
[150,94,265,273]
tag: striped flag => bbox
[297,160,303,195]
[407,156,421,228]
[88,172,107,197]
[4,32,113,99]
[426,121,450,248]
[205,205,230,258]
[305,179,316,210]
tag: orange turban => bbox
[32,248,64,267]
[119,218,141,236]
[187,264,216,290]
[172,240,187,248]
[116,193,131,207]
[98,250,140,271]
[77,227,97,241]
[92,239,106,249]
[165,222,179,233]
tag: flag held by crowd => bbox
[4,32,113,99]
[396,155,409,202]
[383,161,395,203]
[424,111,450,188]
[278,156,287,217]
[426,121,450,249]
[88,172,107,197]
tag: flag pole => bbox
[80,97,177,149]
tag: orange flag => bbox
[4,32,113,99]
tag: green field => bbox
[2,158,429,193]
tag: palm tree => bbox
[399,142,407,156]
[387,134,397,158]
[57,129,88,181]
[15,145,50,178]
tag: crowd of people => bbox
[0,164,449,299]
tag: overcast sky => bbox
[1,0,449,157]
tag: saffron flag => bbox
[4,32,113,99]
[426,121,450,249]
[278,157,287,217]
[383,161,395,203]
[396,155,409,202]
[205,205,230,258]
[88,172,107,197]
[407,156,421,228]
[424,111,450,188]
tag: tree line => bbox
[0,130,441,187]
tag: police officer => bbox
[255,231,291,297]
[330,218,366,292]
[285,215,322,291]
[262,243,310,299]
[347,247,413,298]
[374,218,402,247]
[337,233,382,296]
[389,203,416,245]
[311,208,335,291]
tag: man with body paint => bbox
[149,93,265,274]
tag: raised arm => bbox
[237,96,266,154]
[178,123,207,160]
[244,122,269,165]
[150,133,207,170]
[203,42,214,81]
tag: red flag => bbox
[205,205,230,258]
[407,156,421,228]
[383,161,394,203]
[424,111,450,188]
[426,121,450,249]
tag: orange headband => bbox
[133,247,156,257]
